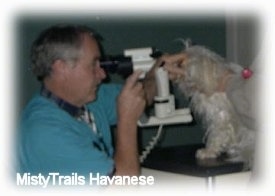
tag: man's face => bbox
[66,34,106,106]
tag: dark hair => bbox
[30,24,102,81]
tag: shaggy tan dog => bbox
[173,45,258,169]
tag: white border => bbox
[1,1,274,196]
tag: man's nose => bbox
[97,65,107,80]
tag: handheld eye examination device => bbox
[100,47,193,127]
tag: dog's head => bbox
[176,46,231,97]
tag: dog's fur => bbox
[175,45,258,169]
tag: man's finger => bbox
[124,70,143,89]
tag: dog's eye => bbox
[176,64,182,68]
[177,62,185,68]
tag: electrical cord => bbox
[139,124,164,163]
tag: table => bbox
[141,144,249,190]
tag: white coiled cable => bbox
[139,124,164,163]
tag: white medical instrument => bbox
[101,47,193,162]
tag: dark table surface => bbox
[141,144,246,177]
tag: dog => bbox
[174,45,258,170]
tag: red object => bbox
[242,68,253,79]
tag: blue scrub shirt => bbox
[18,84,122,177]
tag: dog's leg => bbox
[196,137,224,159]
[196,123,237,159]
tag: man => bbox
[18,25,152,177]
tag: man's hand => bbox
[143,52,188,105]
[161,53,187,81]
[117,71,145,124]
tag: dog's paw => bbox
[196,148,219,159]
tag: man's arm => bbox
[114,71,145,176]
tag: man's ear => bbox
[51,59,68,78]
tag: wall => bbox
[16,14,227,147]
[226,15,259,66]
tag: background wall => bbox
[16,14,228,148]
[226,15,259,67]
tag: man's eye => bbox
[90,61,97,67]
[92,59,100,66]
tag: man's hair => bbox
[31,24,101,81]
